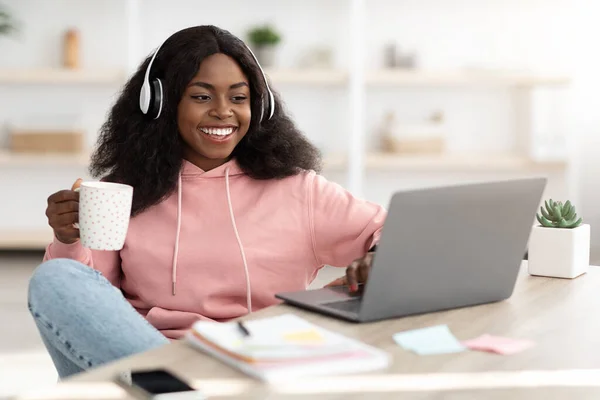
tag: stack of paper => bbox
[185,314,390,382]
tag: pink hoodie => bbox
[43,159,386,339]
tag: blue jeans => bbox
[27,259,169,379]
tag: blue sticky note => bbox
[393,325,466,355]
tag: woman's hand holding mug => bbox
[45,178,83,245]
[45,179,133,250]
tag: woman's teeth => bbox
[200,127,235,136]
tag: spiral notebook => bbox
[185,313,390,382]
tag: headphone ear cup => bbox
[149,79,163,119]
[139,81,151,114]
[150,78,164,119]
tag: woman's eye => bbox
[191,95,211,101]
[232,96,247,103]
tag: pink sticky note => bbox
[462,334,535,355]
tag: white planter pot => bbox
[528,224,591,279]
[253,45,277,67]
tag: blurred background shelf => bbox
[324,152,567,172]
[0,0,580,254]
[262,69,571,87]
[367,69,571,87]
[0,229,53,250]
[1,67,348,86]
[0,68,126,84]
[0,147,567,172]
[264,68,348,85]
[0,150,91,166]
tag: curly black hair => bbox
[90,25,322,216]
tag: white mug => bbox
[75,181,133,251]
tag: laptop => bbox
[276,177,547,323]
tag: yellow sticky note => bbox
[283,329,324,343]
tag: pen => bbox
[237,321,251,337]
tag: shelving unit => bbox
[0,229,53,251]
[323,152,567,172]
[0,68,126,85]
[367,69,571,87]
[264,68,347,85]
[0,0,575,250]
[0,150,90,166]
[0,67,570,88]
[0,149,567,172]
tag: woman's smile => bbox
[198,125,238,143]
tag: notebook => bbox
[184,313,390,382]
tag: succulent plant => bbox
[536,199,583,229]
[248,24,281,47]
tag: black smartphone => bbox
[114,369,204,399]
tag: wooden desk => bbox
[16,262,600,399]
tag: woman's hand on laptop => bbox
[325,252,374,293]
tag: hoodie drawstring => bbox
[170,167,253,315]
[172,173,183,295]
[225,167,253,314]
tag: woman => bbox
[28,25,386,378]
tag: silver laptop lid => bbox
[359,177,546,320]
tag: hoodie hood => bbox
[181,158,246,179]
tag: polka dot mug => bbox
[75,181,133,251]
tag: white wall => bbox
[361,0,578,210]
[564,0,600,254]
[0,0,597,251]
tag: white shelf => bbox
[0,150,91,166]
[0,67,347,86]
[0,67,569,88]
[0,2,575,251]
[323,152,567,172]
[0,148,566,172]
[264,68,348,85]
[368,69,571,87]
[0,68,126,84]
[0,229,53,250]
[261,68,570,87]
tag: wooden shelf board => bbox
[0,68,569,87]
[264,68,570,87]
[0,229,53,250]
[0,148,566,173]
[324,152,567,172]
[368,69,571,87]
[264,68,348,85]
[0,150,91,166]
[0,68,126,84]
[0,149,565,172]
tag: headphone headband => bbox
[244,45,275,121]
[139,31,275,122]
[138,39,167,117]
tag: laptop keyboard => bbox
[327,284,365,297]
[322,298,362,314]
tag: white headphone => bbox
[139,34,275,122]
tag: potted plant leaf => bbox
[247,24,281,68]
[528,199,590,278]
[0,5,17,37]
